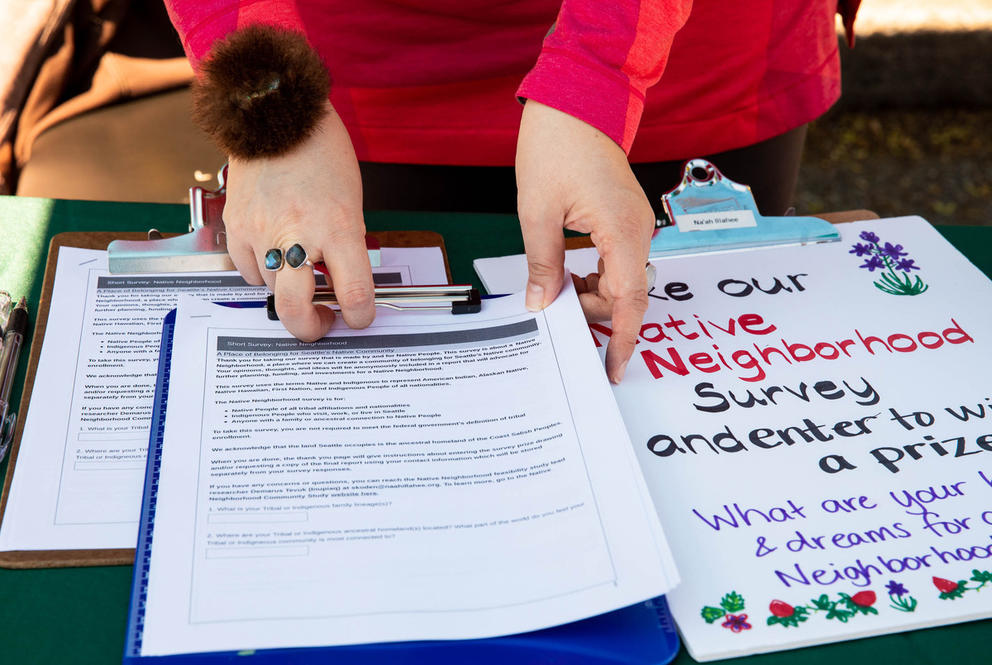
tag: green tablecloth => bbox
[0,195,989,664]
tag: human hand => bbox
[224,102,375,341]
[516,100,655,384]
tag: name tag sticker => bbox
[676,210,757,232]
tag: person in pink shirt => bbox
[165,0,858,383]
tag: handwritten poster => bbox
[586,217,992,660]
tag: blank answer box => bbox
[77,432,145,441]
[206,545,309,559]
[207,511,308,524]
[74,460,145,470]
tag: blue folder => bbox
[123,307,680,665]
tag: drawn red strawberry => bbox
[850,591,876,607]
[769,600,795,618]
[933,576,967,600]
[932,577,958,593]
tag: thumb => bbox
[519,208,566,311]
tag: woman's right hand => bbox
[223,102,376,341]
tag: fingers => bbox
[572,271,598,297]
[273,262,335,342]
[577,265,647,380]
[232,219,372,338]
[577,287,611,322]
[603,284,648,384]
[269,224,375,339]
[596,230,651,385]
[227,235,265,287]
[574,257,606,318]
[321,229,376,329]
[520,209,566,311]
[599,252,648,383]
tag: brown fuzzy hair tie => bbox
[192,25,330,159]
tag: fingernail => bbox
[610,359,629,385]
[526,282,544,311]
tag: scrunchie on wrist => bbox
[192,24,330,159]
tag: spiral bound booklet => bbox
[123,284,680,663]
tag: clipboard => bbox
[0,229,452,569]
[563,208,878,251]
[564,160,878,253]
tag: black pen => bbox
[0,297,27,463]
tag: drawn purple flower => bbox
[850,230,928,295]
[886,581,909,597]
[859,255,885,272]
[880,242,908,260]
[721,613,752,632]
[896,258,920,272]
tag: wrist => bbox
[519,100,629,167]
[192,24,330,159]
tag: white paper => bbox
[0,246,447,552]
[475,217,992,660]
[474,247,599,295]
[138,284,677,655]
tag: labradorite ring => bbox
[285,243,310,269]
[263,248,284,271]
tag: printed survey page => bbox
[139,290,676,655]
[0,246,445,551]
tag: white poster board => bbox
[478,216,992,660]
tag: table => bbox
[0,195,989,664]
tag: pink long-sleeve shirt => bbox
[166,0,841,165]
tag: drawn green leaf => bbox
[970,569,992,588]
[873,282,903,295]
[810,594,832,611]
[825,605,854,622]
[768,614,802,628]
[890,595,918,613]
[878,272,903,288]
[769,605,810,628]
[720,591,746,613]
[701,606,726,624]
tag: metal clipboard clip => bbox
[106,167,476,316]
[106,165,381,273]
[649,159,840,258]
